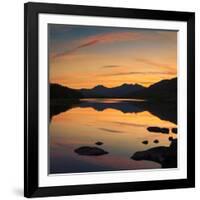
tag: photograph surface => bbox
[48,24,178,174]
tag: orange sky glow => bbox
[49,24,177,88]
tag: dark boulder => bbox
[131,139,177,168]
[160,128,169,133]
[172,128,177,134]
[147,126,169,134]
[153,139,159,144]
[169,139,177,151]
[74,146,108,156]
[147,126,160,132]
[95,141,103,146]
[142,140,148,145]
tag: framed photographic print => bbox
[24,2,195,198]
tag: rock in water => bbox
[142,140,148,145]
[169,139,177,151]
[95,141,103,145]
[132,146,168,163]
[147,126,161,132]
[147,126,169,134]
[131,139,177,168]
[172,128,177,134]
[153,139,159,143]
[74,146,108,156]
[160,128,169,133]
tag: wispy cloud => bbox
[52,40,99,58]
[99,71,176,77]
[102,65,121,68]
[77,39,99,49]
[53,31,143,59]
[135,58,175,70]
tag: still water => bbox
[49,99,177,174]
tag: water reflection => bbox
[49,99,177,174]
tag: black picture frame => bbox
[24,2,195,198]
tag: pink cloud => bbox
[81,31,142,44]
[135,58,175,71]
[52,31,143,59]
[77,39,99,48]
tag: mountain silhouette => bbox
[49,78,178,126]
[132,77,177,101]
[50,84,83,99]
[50,77,177,101]
[79,83,145,98]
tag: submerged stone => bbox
[147,126,169,134]
[142,140,148,145]
[74,146,108,156]
[153,139,159,143]
[95,141,103,145]
[172,128,177,134]
[131,139,177,168]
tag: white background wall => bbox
[0,0,199,199]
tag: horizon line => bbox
[50,76,177,90]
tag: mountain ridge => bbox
[132,77,177,101]
[50,77,177,101]
[79,83,145,98]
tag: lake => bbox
[49,98,177,174]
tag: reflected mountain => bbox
[50,99,177,124]
[78,99,143,113]
[49,99,141,121]
[134,101,177,124]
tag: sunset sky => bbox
[48,24,177,89]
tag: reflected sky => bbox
[49,99,177,174]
